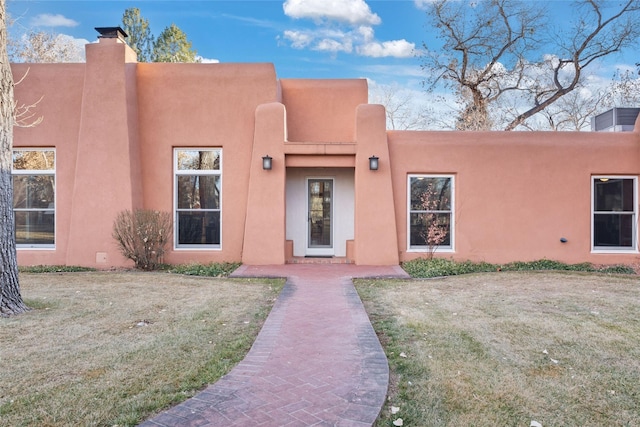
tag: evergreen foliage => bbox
[152,23,198,63]
[121,8,198,63]
[121,8,154,62]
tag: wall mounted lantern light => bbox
[262,155,272,170]
[369,155,379,171]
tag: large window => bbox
[174,149,221,249]
[408,175,454,252]
[12,149,55,248]
[592,176,637,252]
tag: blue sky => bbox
[7,0,639,129]
[8,0,432,83]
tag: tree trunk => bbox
[0,0,28,317]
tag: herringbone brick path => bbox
[139,264,408,427]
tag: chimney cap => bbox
[95,27,128,40]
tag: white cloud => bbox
[283,0,381,26]
[196,56,220,64]
[283,30,315,49]
[286,28,415,58]
[413,0,439,10]
[358,64,426,78]
[356,25,375,42]
[316,38,353,54]
[281,0,417,59]
[30,13,79,28]
[284,28,353,53]
[282,23,414,58]
[357,39,415,58]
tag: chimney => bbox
[95,27,128,43]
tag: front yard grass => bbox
[0,271,283,426]
[357,271,640,427]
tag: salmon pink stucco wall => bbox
[65,38,143,267]
[135,61,278,265]
[10,33,640,268]
[12,63,85,266]
[243,102,287,265]
[13,37,280,268]
[389,129,640,265]
[280,79,368,143]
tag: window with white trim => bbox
[174,149,221,249]
[408,175,454,251]
[592,176,637,252]
[12,149,55,248]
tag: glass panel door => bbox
[308,178,333,252]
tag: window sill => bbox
[174,246,222,251]
[17,246,55,250]
[591,248,639,254]
[407,248,454,253]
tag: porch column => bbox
[242,102,287,264]
[354,104,399,265]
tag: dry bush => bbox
[112,209,172,270]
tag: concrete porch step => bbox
[286,256,354,264]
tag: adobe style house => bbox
[11,29,640,269]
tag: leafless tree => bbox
[9,30,84,63]
[513,68,640,130]
[370,83,432,130]
[520,89,605,130]
[13,69,43,127]
[422,0,640,131]
[602,68,640,108]
[0,0,28,316]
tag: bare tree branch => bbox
[422,0,640,131]
[370,83,432,130]
[506,0,640,130]
[9,30,84,63]
[12,68,43,127]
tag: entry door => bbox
[307,178,334,255]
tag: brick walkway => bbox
[139,264,409,427]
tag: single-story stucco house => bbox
[11,28,640,269]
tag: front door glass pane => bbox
[308,179,332,248]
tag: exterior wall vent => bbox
[591,107,640,132]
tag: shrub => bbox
[502,260,596,272]
[402,258,636,278]
[597,264,637,275]
[19,265,95,273]
[112,209,172,271]
[170,262,241,277]
[402,258,496,278]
